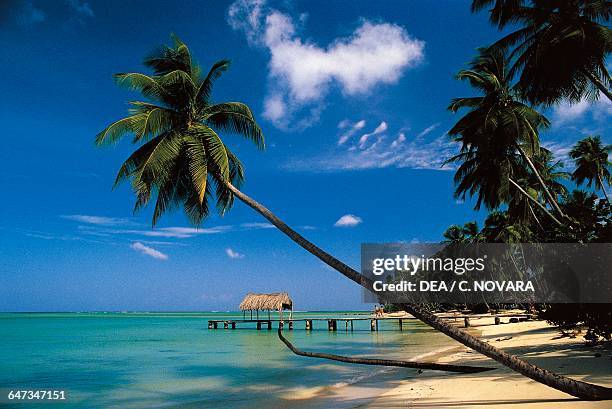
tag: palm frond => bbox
[196,59,231,106]
[204,102,265,149]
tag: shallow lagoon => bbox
[0,312,454,408]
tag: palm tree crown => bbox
[569,135,611,195]
[445,46,550,210]
[96,35,264,225]
[472,0,612,104]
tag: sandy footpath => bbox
[367,318,612,408]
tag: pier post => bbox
[464,317,470,328]
[305,319,312,330]
[288,321,293,330]
[213,322,218,329]
[345,320,349,331]
[267,320,272,330]
[231,322,236,329]
[328,319,337,331]
[350,320,354,331]
[399,319,403,331]
[256,321,262,330]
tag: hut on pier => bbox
[239,292,293,320]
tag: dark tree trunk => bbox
[597,174,611,207]
[508,177,562,226]
[582,69,612,102]
[225,181,612,401]
[278,328,495,373]
[515,145,566,220]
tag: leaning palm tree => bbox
[446,46,565,221]
[508,148,570,225]
[472,0,611,104]
[96,36,612,400]
[570,135,612,205]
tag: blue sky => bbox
[0,0,609,311]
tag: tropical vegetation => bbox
[472,0,612,104]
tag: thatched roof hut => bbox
[239,292,293,312]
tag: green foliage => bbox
[570,135,611,195]
[96,35,264,226]
[446,46,550,211]
[472,0,611,105]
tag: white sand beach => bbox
[368,318,612,408]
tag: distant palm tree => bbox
[442,225,465,243]
[462,221,481,241]
[570,135,611,205]
[472,0,611,104]
[481,211,528,243]
[446,46,565,220]
[97,36,611,400]
[443,222,481,243]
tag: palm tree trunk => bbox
[528,203,545,231]
[597,174,611,207]
[508,177,562,226]
[399,303,612,401]
[516,145,566,219]
[224,181,612,400]
[582,69,612,102]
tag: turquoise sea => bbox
[0,312,455,408]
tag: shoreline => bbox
[285,316,612,408]
[369,318,612,408]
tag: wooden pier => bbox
[207,313,536,332]
[208,316,400,331]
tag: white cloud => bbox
[130,242,168,260]
[416,123,440,138]
[75,221,278,240]
[227,0,267,45]
[226,248,245,259]
[285,122,457,172]
[553,98,611,125]
[338,119,366,145]
[228,0,425,129]
[390,132,406,148]
[334,214,362,227]
[240,222,275,229]
[262,93,287,123]
[61,215,130,226]
[358,121,388,148]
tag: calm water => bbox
[0,312,453,408]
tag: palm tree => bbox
[508,148,570,225]
[472,0,611,104]
[481,211,528,243]
[446,46,565,221]
[443,222,481,243]
[96,36,612,400]
[442,225,466,243]
[570,135,611,205]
